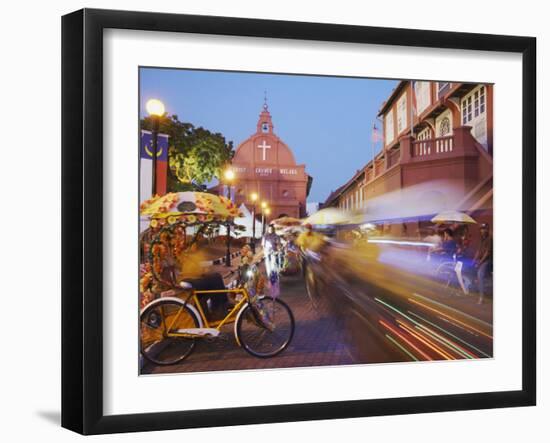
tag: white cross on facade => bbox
[257,140,271,161]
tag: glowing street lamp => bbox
[146,98,165,117]
[146,98,165,196]
[224,169,235,182]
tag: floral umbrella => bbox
[140,192,242,226]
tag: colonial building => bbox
[226,102,311,221]
[324,81,493,237]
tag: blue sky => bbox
[140,68,397,203]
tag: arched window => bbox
[439,117,451,136]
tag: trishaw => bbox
[271,217,303,276]
[139,192,295,366]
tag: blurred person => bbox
[425,228,443,261]
[296,223,327,254]
[177,242,207,280]
[262,224,281,276]
[474,223,493,304]
[441,228,457,257]
[444,223,471,295]
[430,228,456,261]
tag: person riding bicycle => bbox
[431,228,457,261]
[296,223,327,255]
[430,228,466,293]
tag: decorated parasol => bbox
[140,193,243,286]
[140,192,242,227]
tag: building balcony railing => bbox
[402,126,479,164]
[364,126,479,186]
[412,135,454,158]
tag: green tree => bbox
[141,114,234,192]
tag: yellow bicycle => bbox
[140,276,295,365]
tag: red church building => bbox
[226,101,310,221]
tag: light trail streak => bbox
[411,292,492,329]
[374,297,418,325]
[379,319,432,361]
[415,324,475,359]
[408,310,492,358]
[439,316,479,337]
[408,298,493,340]
[375,297,488,359]
[376,297,470,358]
[385,334,419,361]
[368,239,435,247]
[397,320,454,360]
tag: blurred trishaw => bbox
[271,216,303,275]
[139,192,295,365]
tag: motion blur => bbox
[297,180,493,364]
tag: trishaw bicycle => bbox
[140,268,295,365]
[139,192,295,366]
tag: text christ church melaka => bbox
[228,102,311,221]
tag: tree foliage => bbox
[141,114,234,191]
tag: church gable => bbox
[228,100,309,220]
[233,104,297,166]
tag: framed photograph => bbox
[62,8,536,435]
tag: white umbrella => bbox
[431,210,477,224]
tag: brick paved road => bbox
[141,272,361,375]
[141,251,492,375]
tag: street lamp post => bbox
[223,169,235,267]
[264,207,271,234]
[250,192,258,253]
[146,98,165,197]
[261,201,268,235]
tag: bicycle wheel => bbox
[436,263,461,295]
[140,298,201,366]
[235,296,295,358]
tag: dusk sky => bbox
[140,68,397,203]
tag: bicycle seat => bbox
[179,281,193,290]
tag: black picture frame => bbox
[62,8,536,435]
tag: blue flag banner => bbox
[140,130,169,161]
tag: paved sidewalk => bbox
[141,273,359,375]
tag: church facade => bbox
[227,103,310,221]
